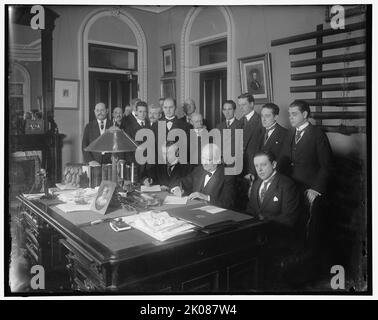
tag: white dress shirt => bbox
[258,171,277,200]
[97,119,107,135]
[295,121,309,143]
[245,110,255,122]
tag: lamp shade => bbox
[84,126,138,153]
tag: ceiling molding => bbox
[130,6,173,14]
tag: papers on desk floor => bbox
[140,185,161,192]
[163,195,188,205]
[122,211,195,241]
[195,205,226,214]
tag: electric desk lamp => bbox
[84,126,138,184]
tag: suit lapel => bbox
[202,166,221,194]
[265,126,279,148]
[254,179,263,208]
[260,174,279,209]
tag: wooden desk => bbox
[16,194,270,292]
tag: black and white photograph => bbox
[239,53,273,103]
[4,3,372,301]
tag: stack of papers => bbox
[123,211,195,241]
[195,205,226,214]
[140,185,161,192]
[163,195,188,205]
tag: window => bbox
[89,43,137,71]
[9,83,24,112]
[199,39,227,66]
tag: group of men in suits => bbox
[82,95,332,235]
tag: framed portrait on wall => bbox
[54,78,80,109]
[239,53,273,104]
[161,44,176,77]
[160,78,176,100]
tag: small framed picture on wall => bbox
[54,78,80,109]
[239,53,273,104]
[161,44,176,77]
[160,78,176,100]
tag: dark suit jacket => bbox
[152,116,191,136]
[216,119,243,166]
[152,116,191,164]
[246,173,300,227]
[258,123,288,161]
[142,163,192,189]
[278,123,332,194]
[241,112,264,175]
[177,165,235,209]
[124,116,151,140]
[82,119,112,164]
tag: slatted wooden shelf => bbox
[312,112,365,120]
[271,21,365,47]
[303,97,365,106]
[291,67,365,81]
[291,52,366,68]
[289,36,365,55]
[271,5,367,135]
[291,82,365,93]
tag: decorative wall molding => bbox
[180,6,235,105]
[9,62,31,111]
[78,7,147,145]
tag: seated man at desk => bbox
[246,151,300,228]
[142,141,191,189]
[171,143,235,209]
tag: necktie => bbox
[226,120,230,128]
[100,121,104,131]
[264,125,276,145]
[243,117,248,127]
[140,121,145,127]
[295,129,303,144]
[167,164,175,176]
[260,181,268,203]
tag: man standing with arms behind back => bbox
[82,102,111,166]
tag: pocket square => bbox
[273,196,279,202]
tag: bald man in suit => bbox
[171,143,235,209]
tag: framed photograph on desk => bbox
[91,181,116,214]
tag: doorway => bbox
[199,69,227,130]
[89,71,137,121]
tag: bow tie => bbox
[165,118,174,122]
[206,172,213,177]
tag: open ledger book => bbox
[121,211,195,241]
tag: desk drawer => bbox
[61,239,106,286]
